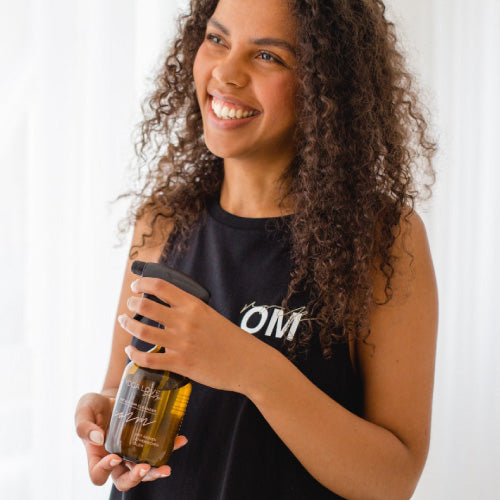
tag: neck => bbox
[219,156,294,218]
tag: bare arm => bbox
[101,212,171,396]
[242,211,438,500]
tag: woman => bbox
[75,0,438,498]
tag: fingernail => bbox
[139,467,149,478]
[110,458,121,467]
[89,430,104,445]
[148,470,170,479]
[118,314,127,327]
[131,279,140,292]
[125,345,132,357]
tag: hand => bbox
[75,392,188,490]
[118,277,270,394]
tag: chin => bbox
[203,137,245,160]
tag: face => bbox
[193,0,297,166]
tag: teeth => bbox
[211,97,258,120]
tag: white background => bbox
[0,0,498,498]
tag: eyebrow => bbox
[207,18,296,56]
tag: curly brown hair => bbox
[113,0,436,361]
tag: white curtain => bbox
[1,1,187,498]
[387,1,500,498]
[0,0,498,498]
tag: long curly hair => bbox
[114,0,437,361]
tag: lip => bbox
[205,94,261,130]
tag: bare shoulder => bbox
[130,205,174,261]
[357,208,438,474]
[371,208,435,303]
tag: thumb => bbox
[75,403,106,445]
[75,393,113,445]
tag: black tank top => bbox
[110,197,363,500]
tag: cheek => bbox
[193,54,201,90]
[193,48,209,97]
[266,75,296,113]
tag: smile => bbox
[210,97,260,120]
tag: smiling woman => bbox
[74,0,438,499]
[193,0,298,192]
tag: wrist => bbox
[240,339,287,404]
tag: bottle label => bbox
[110,378,164,428]
[107,372,191,466]
[114,398,158,428]
[125,379,161,401]
[131,432,160,448]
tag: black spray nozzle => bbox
[131,260,210,304]
[131,260,146,276]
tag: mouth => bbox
[209,95,260,120]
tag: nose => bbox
[212,51,249,88]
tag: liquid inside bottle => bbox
[105,354,192,467]
[105,261,209,467]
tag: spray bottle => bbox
[104,260,210,466]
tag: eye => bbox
[257,51,284,65]
[206,33,224,45]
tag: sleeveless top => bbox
[110,197,363,500]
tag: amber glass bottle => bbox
[105,261,210,466]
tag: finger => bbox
[124,344,184,373]
[173,435,188,450]
[112,463,151,491]
[76,419,104,445]
[75,393,114,435]
[118,313,172,348]
[131,277,195,308]
[141,465,172,482]
[88,453,123,486]
[125,295,171,328]
[75,405,105,445]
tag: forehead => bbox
[210,0,296,42]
